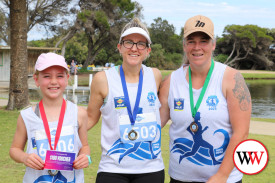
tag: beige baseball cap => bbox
[184,15,214,39]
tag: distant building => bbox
[0,46,61,81]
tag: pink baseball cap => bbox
[34,52,69,71]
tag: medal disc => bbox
[190,122,198,132]
[128,129,138,140]
[48,169,59,176]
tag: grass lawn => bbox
[0,107,274,182]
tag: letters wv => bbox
[236,151,265,165]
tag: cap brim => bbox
[120,27,151,44]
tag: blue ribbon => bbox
[120,65,143,126]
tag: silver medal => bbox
[48,169,59,176]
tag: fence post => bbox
[89,74,93,88]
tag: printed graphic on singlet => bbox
[31,137,37,149]
[147,92,156,106]
[114,96,126,109]
[33,170,76,183]
[171,112,229,166]
[174,98,184,111]
[35,126,75,160]
[206,95,219,110]
[107,125,161,163]
[119,112,157,143]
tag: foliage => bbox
[216,24,274,70]
[0,0,75,45]
[149,17,182,54]
[65,31,88,64]
[56,0,142,68]
[146,44,165,68]
[214,54,228,63]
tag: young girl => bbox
[10,52,91,182]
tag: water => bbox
[1,80,275,118]
[246,80,275,119]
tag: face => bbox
[117,33,151,66]
[184,32,215,67]
[34,66,69,100]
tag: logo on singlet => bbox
[174,98,184,111]
[114,96,126,109]
[206,95,219,110]
[147,92,156,106]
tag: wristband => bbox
[86,155,92,165]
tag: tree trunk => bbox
[249,53,274,70]
[7,0,29,110]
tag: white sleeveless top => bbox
[168,62,242,182]
[21,100,84,183]
[98,64,164,174]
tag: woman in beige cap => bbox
[159,15,251,183]
[87,18,164,183]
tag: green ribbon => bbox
[189,59,214,118]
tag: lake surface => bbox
[1,80,275,119]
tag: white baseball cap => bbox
[119,27,152,44]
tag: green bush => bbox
[214,54,228,63]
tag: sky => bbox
[19,0,275,42]
[134,0,275,36]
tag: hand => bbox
[206,172,227,183]
[73,154,89,169]
[23,153,44,170]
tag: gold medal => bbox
[190,122,198,133]
[48,169,59,176]
[128,129,138,140]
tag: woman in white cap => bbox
[159,15,251,183]
[87,18,164,183]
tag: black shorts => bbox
[96,169,165,183]
[170,177,242,183]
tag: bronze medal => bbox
[128,129,138,140]
[48,169,59,176]
[190,122,198,133]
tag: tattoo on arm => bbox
[232,72,251,111]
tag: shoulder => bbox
[151,67,162,84]
[159,73,171,98]
[222,66,250,100]
[93,70,107,83]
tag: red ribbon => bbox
[39,99,66,150]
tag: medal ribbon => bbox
[39,99,66,150]
[189,59,214,118]
[120,65,143,126]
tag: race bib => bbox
[35,126,75,160]
[119,112,157,143]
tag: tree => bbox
[7,0,29,110]
[217,24,274,70]
[0,0,74,45]
[55,0,142,68]
[149,17,182,53]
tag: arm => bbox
[159,74,171,128]
[207,68,251,183]
[152,68,162,92]
[9,114,44,170]
[73,106,91,169]
[87,71,108,130]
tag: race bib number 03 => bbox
[119,112,157,143]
